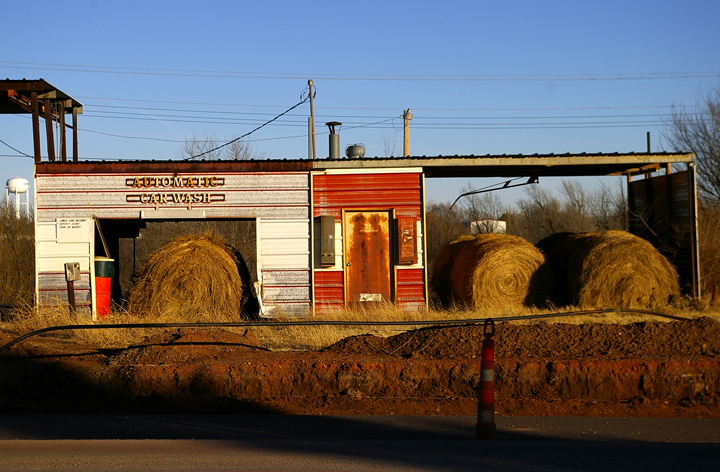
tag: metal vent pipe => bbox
[326,121,342,159]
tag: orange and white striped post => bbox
[476,318,496,440]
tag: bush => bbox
[0,202,34,306]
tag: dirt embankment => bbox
[0,318,718,417]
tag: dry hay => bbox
[430,235,475,305]
[447,234,552,308]
[539,230,680,309]
[126,233,248,319]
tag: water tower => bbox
[5,177,29,218]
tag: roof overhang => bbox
[0,79,83,115]
[35,152,694,178]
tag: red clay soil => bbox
[0,318,718,418]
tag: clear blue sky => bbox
[2,0,719,207]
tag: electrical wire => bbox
[2,61,718,82]
[0,138,32,158]
[183,96,310,160]
[0,308,689,355]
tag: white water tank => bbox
[5,177,30,218]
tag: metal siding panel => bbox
[314,270,344,305]
[261,286,311,301]
[38,289,92,305]
[36,241,91,257]
[313,173,422,213]
[312,172,426,309]
[260,270,310,285]
[36,222,57,240]
[396,268,425,311]
[629,171,696,295]
[38,272,91,290]
[36,172,310,219]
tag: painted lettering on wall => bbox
[125,174,226,207]
[125,175,225,188]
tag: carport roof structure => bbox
[35,151,694,179]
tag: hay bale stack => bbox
[430,235,476,305]
[539,230,680,309]
[448,234,552,308]
[126,233,247,319]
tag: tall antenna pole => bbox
[309,80,317,160]
[403,109,413,157]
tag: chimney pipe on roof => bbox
[326,121,342,159]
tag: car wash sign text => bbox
[125,174,226,206]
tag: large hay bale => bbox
[564,231,680,309]
[430,235,475,306]
[126,233,247,319]
[448,234,552,308]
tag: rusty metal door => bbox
[343,211,392,305]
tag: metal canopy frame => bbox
[0,79,84,163]
[34,151,694,180]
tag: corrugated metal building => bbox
[1,80,701,318]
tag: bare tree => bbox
[425,201,469,274]
[457,184,508,233]
[514,185,563,241]
[559,181,593,232]
[379,133,397,157]
[662,84,720,203]
[178,133,264,160]
[589,180,627,231]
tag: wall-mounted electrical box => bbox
[320,215,336,267]
[64,262,81,282]
[397,217,417,265]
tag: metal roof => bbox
[35,151,694,178]
[0,79,84,114]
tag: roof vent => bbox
[345,144,365,159]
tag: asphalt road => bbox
[1,415,719,471]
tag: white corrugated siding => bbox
[36,172,310,219]
[35,219,94,316]
[256,218,311,317]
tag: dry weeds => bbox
[2,302,719,353]
[0,204,34,306]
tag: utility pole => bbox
[403,109,413,157]
[309,80,317,160]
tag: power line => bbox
[78,95,693,112]
[0,138,32,158]
[184,96,310,160]
[2,61,719,82]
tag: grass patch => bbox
[2,303,718,353]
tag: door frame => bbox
[341,208,396,306]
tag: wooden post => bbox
[67,280,77,314]
[31,92,42,163]
[72,106,79,162]
[403,109,413,157]
[44,98,55,162]
[60,101,67,162]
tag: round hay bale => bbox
[430,235,476,306]
[126,233,247,319]
[565,230,680,309]
[449,234,552,308]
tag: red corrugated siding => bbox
[396,268,425,311]
[314,270,344,314]
[313,173,422,218]
[313,172,425,312]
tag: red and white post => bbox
[476,318,496,440]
